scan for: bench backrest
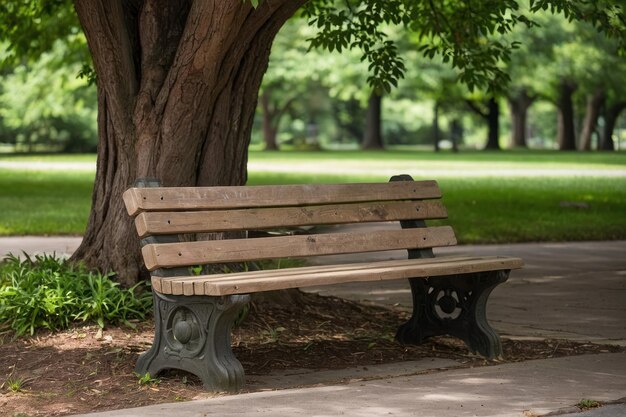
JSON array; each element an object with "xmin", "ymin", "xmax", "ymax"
[{"xmin": 123, "ymin": 178, "xmax": 456, "ymax": 273}]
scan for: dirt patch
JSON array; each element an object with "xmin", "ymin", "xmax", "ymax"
[{"xmin": 1, "ymin": 292, "xmax": 622, "ymax": 416}]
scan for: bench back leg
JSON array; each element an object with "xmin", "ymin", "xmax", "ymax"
[
  {"xmin": 395, "ymin": 270, "xmax": 510, "ymax": 359},
  {"xmin": 136, "ymin": 292, "xmax": 250, "ymax": 391}
]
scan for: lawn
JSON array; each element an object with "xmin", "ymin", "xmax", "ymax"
[{"xmin": 1, "ymin": 149, "xmax": 625, "ymax": 243}]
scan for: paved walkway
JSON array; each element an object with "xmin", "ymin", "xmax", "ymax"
[{"xmin": 1, "ymin": 237, "xmax": 625, "ymax": 416}]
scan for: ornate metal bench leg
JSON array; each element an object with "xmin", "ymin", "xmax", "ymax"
[
  {"xmin": 396, "ymin": 270, "xmax": 509, "ymax": 359},
  {"xmin": 136, "ymin": 292, "xmax": 250, "ymax": 391}
]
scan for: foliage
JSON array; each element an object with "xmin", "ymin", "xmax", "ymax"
[
  {"xmin": 0, "ymin": 38, "xmax": 97, "ymax": 152},
  {"xmin": 0, "ymin": 0, "xmax": 86, "ymax": 68},
  {"xmin": 302, "ymin": 0, "xmax": 525, "ymax": 92},
  {"xmin": 0, "ymin": 254, "xmax": 152, "ymax": 336},
  {"xmin": 302, "ymin": 0, "xmax": 625, "ymax": 93},
  {"xmin": 577, "ymin": 399, "xmax": 601, "ymax": 409},
  {"xmin": 3, "ymin": 1, "xmax": 623, "ymax": 98},
  {"xmin": 135, "ymin": 372, "xmax": 160, "ymax": 386},
  {"xmin": 4, "ymin": 377, "xmax": 25, "ymax": 393}
]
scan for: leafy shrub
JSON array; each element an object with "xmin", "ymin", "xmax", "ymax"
[{"xmin": 0, "ymin": 254, "xmax": 152, "ymax": 336}]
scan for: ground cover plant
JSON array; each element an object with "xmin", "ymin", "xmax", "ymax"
[{"xmin": 0, "ymin": 254, "xmax": 152, "ymax": 336}]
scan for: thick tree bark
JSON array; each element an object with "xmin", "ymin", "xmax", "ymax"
[
  {"xmin": 508, "ymin": 90, "xmax": 534, "ymax": 148},
  {"xmin": 71, "ymin": 0, "xmax": 305, "ymax": 286},
  {"xmin": 601, "ymin": 101, "xmax": 626, "ymax": 151},
  {"xmin": 556, "ymin": 80, "xmax": 577, "ymax": 151},
  {"xmin": 362, "ymin": 91, "xmax": 384, "ymax": 150},
  {"xmin": 579, "ymin": 89, "xmax": 605, "ymax": 151}
]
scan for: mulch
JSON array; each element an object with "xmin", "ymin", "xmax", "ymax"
[{"xmin": 0, "ymin": 291, "xmax": 622, "ymax": 416}]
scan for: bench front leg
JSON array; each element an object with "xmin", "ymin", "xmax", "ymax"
[
  {"xmin": 136, "ymin": 292, "xmax": 250, "ymax": 392},
  {"xmin": 396, "ymin": 270, "xmax": 509, "ymax": 359}
]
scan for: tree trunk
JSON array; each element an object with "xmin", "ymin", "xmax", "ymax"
[
  {"xmin": 484, "ymin": 98, "xmax": 500, "ymax": 150},
  {"xmin": 600, "ymin": 101, "xmax": 626, "ymax": 151},
  {"xmin": 362, "ymin": 91, "xmax": 384, "ymax": 150},
  {"xmin": 556, "ymin": 80, "xmax": 577, "ymax": 151},
  {"xmin": 508, "ymin": 90, "xmax": 534, "ymax": 148},
  {"xmin": 579, "ymin": 89, "xmax": 605, "ymax": 151},
  {"xmin": 433, "ymin": 101, "xmax": 440, "ymax": 152},
  {"xmin": 261, "ymin": 91, "xmax": 279, "ymax": 151},
  {"xmin": 466, "ymin": 97, "xmax": 500, "ymax": 150},
  {"xmin": 71, "ymin": 0, "xmax": 305, "ymax": 286}
]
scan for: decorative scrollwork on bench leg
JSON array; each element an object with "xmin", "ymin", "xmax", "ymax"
[
  {"xmin": 136, "ymin": 292, "xmax": 250, "ymax": 392},
  {"xmin": 396, "ymin": 270, "xmax": 510, "ymax": 359}
]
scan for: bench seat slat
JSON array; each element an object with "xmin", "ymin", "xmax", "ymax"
[
  {"xmin": 134, "ymin": 200, "xmax": 448, "ymax": 237},
  {"xmin": 141, "ymin": 226, "xmax": 457, "ymax": 270},
  {"xmin": 123, "ymin": 180, "xmax": 441, "ymax": 215},
  {"xmin": 152, "ymin": 256, "xmax": 523, "ymax": 296}
]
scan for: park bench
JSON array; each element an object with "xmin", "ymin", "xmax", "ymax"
[{"xmin": 123, "ymin": 175, "xmax": 523, "ymax": 391}]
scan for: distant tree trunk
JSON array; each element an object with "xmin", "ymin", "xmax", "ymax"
[
  {"xmin": 485, "ymin": 98, "xmax": 500, "ymax": 150},
  {"xmin": 331, "ymin": 98, "xmax": 364, "ymax": 143},
  {"xmin": 433, "ymin": 101, "xmax": 440, "ymax": 152},
  {"xmin": 508, "ymin": 90, "xmax": 535, "ymax": 148},
  {"xmin": 579, "ymin": 89, "xmax": 605, "ymax": 151},
  {"xmin": 449, "ymin": 118, "xmax": 462, "ymax": 152},
  {"xmin": 362, "ymin": 91, "xmax": 384, "ymax": 150},
  {"xmin": 556, "ymin": 80, "xmax": 577, "ymax": 151},
  {"xmin": 260, "ymin": 91, "xmax": 279, "ymax": 151},
  {"xmin": 466, "ymin": 97, "xmax": 500, "ymax": 150},
  {"xmin": 600, "ymin": 101, "xmax": 626, "ymax": 151}
]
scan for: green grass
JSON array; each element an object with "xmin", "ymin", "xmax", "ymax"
[
  {"xmin": 249, "ymin": 148, "xmax": 626, "ymax": 168},
  {"xmin": 0, "ymin": 153, "xmax": 97, "ymax": 162},
  {"xmin": 0, "ymin": 169, "xmax": 94, "ymax": 235},
  {"xmin": 1, "ymin": 150, "xmax": 625, "ymax": 243}
]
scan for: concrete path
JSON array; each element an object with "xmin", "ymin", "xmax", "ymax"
[
  {"xmin": 306, "ymin": 238, "xmax": 626, "ymax": 346},
  {"xmin": 0, "ymin": 236, "xmax": 81, "ymax": 260},
  {"xmin": 75, "ymin": 353, "xmax": 626, "ymax": 417},
  {"xmin": 1, "ymin": 236, "xmax": 625, "ymax": 416}
]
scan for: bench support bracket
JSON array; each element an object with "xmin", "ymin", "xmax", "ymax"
[
  {"xmin": 396, "ymin": 270, "xmax": 509, "ymax": 359},
  {"xmin": 136, "ymin": 292, "xmax": 250, "ymax": 391}
]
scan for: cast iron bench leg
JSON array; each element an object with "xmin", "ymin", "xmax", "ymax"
[
  {"xmin": 136, "ymin": 292, "xmax": 250, "ymax": 391},
  {"xmin": 396, "ymin": 270, "xmax": 509, "ymax": 359}
]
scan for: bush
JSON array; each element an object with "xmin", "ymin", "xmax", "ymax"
[{"xmin": 0, "ymin": 254, "xmax": 152, "ymax": 336}]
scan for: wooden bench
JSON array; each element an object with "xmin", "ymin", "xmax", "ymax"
[{"xmin": 123, "ymin": 175, "xmax": 522, "ymax": 392}]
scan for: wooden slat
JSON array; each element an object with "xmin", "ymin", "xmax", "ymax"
[
  {"xmin": 134, "ymin": 200, "xmax": 448, "ymax": 237},
  {"xmin": 123, "ymin": 180, "xmax": 441, "ymax": 216},
  {"xmin": 168, "ymin": 255, "xmax": 493, "ymax": 283},
  {"xmin": 151, "ymin": 256, "xmax": 524, "ymax": 296},
  {"xmin": 141, "ymin": 226, "xmax": 457, "ymax": 271}
]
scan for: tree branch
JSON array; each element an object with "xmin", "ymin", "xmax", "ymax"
[{"xmin": 465, "ymin": 99, "xmax": 488, "ymax": 119}]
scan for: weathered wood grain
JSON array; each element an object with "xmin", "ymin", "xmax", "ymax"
[
  {"xmin": 151, "ymin": 256, "xmax": 523, "ymax": 296},
  {"xmin": 134, "ymin": 200, "xmax": 448, "ymax": 237},
  {"xmin": 141, "ymin": 226, "xmax": 457, "ymax": 270},
  {"xmin": 123, "ymin": 180, "xmax": 441, "ymax": 215}
]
